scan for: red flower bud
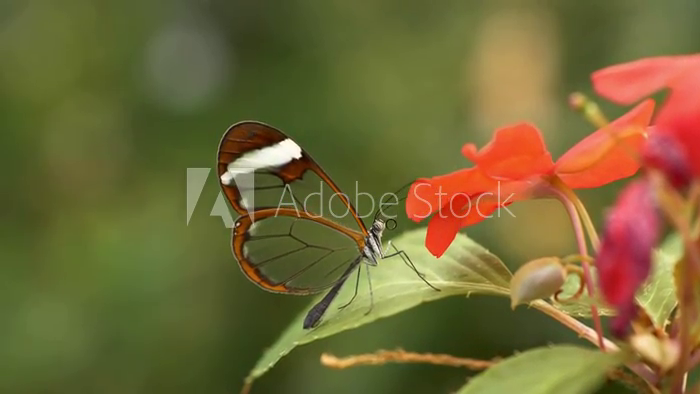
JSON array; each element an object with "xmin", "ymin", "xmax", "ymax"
[
  {"xmin": 596, "ymin": 179, "xmax": 660, "ymax": 337},
  {"xmin": 642, "ymin": 130, "xmax": 693, "ymax": 189}
]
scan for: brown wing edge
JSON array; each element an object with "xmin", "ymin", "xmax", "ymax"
[
  {"xmin": 216, "ymin": 120, "xmax": 369, "ymax": 235},
  {"xmin": 216, "ymin": 121, "xmax": 287, "ymax": 215},
  {"xmin": 232, "ymin": 208, "xmax": 366, "ymax": 294}
]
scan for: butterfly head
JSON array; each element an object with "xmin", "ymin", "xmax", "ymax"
[{"xmin": 371, "ymin": 218, "xmax": 386, "ymax": 236}]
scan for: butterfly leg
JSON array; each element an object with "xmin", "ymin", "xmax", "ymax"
[
  {"xmin": 384, "ymin": 241, "xmax": 422, "ymax": 276},
  {"xmin": 364, "ymin": 262, "xmax": 374, "ymax": 316},
  {"xmin": 382, "ymin": 240, "xmax": 394, "ymax": 256},
  {"xmin": 337, "ymin": 263, "xmax": 362, "ymax": 310},
  {"xmin": 384, "ymin": 242, "xmax": 441, "ymax": 291}
]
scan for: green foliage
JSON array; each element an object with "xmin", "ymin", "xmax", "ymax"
[
  {"xmin": 554, "ymin": 269, "xmax": 616, "ymax": 317},
  {"xmin": 637, "ymin": 233, "xmax": 682, "ymax": 328},
  {"xmin": 554, "ymin": 233, "xmax": 681, "ymax": 328},
  {"xmin": 246, "ymin": 228, "xmax": 639, "ymax": 389},
  {"xmin": 246, "ymin": 228, "xmax": 511, "ymax": 384},
  {"xmin": 5, "ymin": 2, "xmax": 696, "ymax": 392},
  {"xmin": 455, "ymin": 346, "xmax": 623, "ymax": 394}
]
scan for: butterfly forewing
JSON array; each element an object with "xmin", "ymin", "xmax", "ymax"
[
  {"xmin": 217, "ymin": 121, "xmax": 368, "ymax": 234},
  {"xmin": 217, "ymin": 121, "xmax": 369, "ymax": 294}
]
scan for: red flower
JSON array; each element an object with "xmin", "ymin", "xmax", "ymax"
[
  {"xmin": 406, "ymin": 100, "xmax": 655, "ymax": 257},
  {"xmin": 596, "ymin": 178, "xmax": 659, "ymax": 337},
  {"xmin": 593, "ymin": 54, "xmax": 700, "ymax": 182}
]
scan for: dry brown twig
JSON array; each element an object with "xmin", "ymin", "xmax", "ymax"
[
  {"xmin": 321, "ymin": 349, "xmax": 498, "ymax": 370},
  {"xmin": 321, "ymin": 348, "xmax": 654, "ymax": 394}
]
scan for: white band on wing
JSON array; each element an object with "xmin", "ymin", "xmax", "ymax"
[{"xmin": 220, "ymin": 138, "xmax": 303, "ymax": 185}]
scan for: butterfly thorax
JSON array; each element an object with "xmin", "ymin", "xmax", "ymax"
[{"xmin": 362, "ymin": 219, "xmax": 386, "ymax": 266}]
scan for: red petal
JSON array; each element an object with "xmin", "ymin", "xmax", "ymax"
[
  {"xmin": 425, "ymin": 195, "xmax": 469, "ymax": 257},
  {"xmin": 424, "ymin": 178, "xmax": 538, "ymax": 257},
  {"xmin": 555, "ymin": 99, "xmax": 654, "ymax": 189},
  {"xmin": 405, "ymin": 168, "xmax": 498, "ymax": 222},
  {"xmin": 592, "ymin": 55, "xmax": 700, "ymax": 104},
  {"xmin": 610, "ymin": 304, "xmax": 638, "ymax": 339},
  {"xmin": 643, "ymin": 130, "xmax": 694, "ymax": 189},
  {"xmin": 459, "ymin": 199, "xmax": 501, "ymax": 227},
  {"xmin": 461, "ymin": 123, "xmax": 554, "ymax": 180},
  {"xmin": 655, "ymin": 69, "xmax": 700, "ymax": 177}
]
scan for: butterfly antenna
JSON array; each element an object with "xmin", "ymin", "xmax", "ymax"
[{"xmin": 374, "ymin": 180, "xmax": 415, "ymax": 222}]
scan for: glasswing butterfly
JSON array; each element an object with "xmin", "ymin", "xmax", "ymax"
[{"xmin": 217, "ymin": 121, "xmax": 438, "ymax": 329}]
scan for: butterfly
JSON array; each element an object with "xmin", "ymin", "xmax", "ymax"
[{"xmin": 216, "ymin": 121, "xmax": 439, "ymax": 329}]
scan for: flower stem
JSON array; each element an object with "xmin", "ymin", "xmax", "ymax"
[
  {"xmin": 571, "ymin": 196, "xmax": 601, "ymax": 251},
  {"xmin": 531, "ymin": 300, "xmax": 658, "ymax": 386},
  {"xmin": 546, "ymin": 180, "xmax": 606, "ymax": 351},
  {"xmin": 653, "ymin": 174, "xmax": 700, "ymax": 394},
  {"xmin": 552, "ymin": 177, "xmax": 601, "ymax": 250},
  {"xmin": 531, "ymin": 300, "xmax": 611, "ymax": 348},
  {"xmin": 688, "ymin": 349, "xmax": 700, "ymax": 371}
]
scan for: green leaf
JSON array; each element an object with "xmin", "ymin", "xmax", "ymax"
[
  {"xmin": 244, "ymin": 228, "xmax": 512, "ymax": 385},
  {"xmin": 455, "ymin": 346, "xmax": 623, "ymax": 394},
  {"xmin": 637, "ymin": 233, "xmax": 681, "ymax": 328},
  {"xmin": 554, "ymin": 233, "xmax": 681, "ymax": 325}
]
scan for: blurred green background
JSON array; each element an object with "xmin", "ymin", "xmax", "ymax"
[{"xmin": 2, "ymin": 0, "xmax": 698, "ymax": 393}]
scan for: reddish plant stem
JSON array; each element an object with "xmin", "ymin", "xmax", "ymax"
[
  {"xmin": 531, "ymin": 300, "xmax": 614, "ymax": 350},
  {"xmin": 531, "ymin": 300, "xmax": 657, "ymax": 385},
  {"xmin": 670, "ymin": 238, "xmax": 699, "ymax": 394},
  {"xmin": 654, "ymin": 176, "xmax": 700, "ymax": 394},
  {"xmin": 687, "ymin": 349, "xmax": 700, "ymax": 371},
  {"xmin": 547, "ymin": 182, "xmax": 606, "ymax": 351}
]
